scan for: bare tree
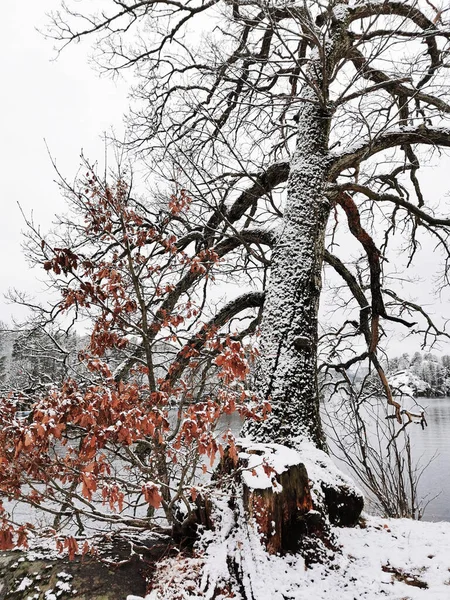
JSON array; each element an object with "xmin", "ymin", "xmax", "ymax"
[
  {"xmin": 45, "ymin": 1, "xmax": 450, "ymax": 457},
  {"xmin": 0, "ymin": 166, "xmax": 266, "ymax": 549}
]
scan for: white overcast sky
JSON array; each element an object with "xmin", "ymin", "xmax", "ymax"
[
  {"xmin": 1, "ymin": 1, "xmax": 450, "ymax": 354},
  {"xmin": 1, "ymin": 1, "xmax": 129, "ymax": 324}
]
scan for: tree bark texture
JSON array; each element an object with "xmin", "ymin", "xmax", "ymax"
[
  {"xmin": 245, "ymin": 10, "xmax": 351, "ymax": 451},
  {"xmin": 241, "ymin": 455, "xmax": 314, "ymax": 555},
  {"xmin": 251, "ymin": 99, "xmax": 330, "ymax": 449}
]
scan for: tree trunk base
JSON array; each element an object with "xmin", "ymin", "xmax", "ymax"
[
  {"xmin": 217, "ymin": 440, "xmax": 363, "ymax": 557},
  {"xmin": 141, "ymin": 441, "xmax": 364, "ymax": 599}
]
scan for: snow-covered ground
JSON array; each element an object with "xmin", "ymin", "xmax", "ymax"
[
  {"xmin": 124, "ymin": 440, "xmax": 450, "ymax": 599},
  {"xmin": 132, "ymin": 516, "xmax": 450, "ymax": 600},
  {"xmin": 312, "ymin": 517, "xmax": 450, "ymax": 599}
]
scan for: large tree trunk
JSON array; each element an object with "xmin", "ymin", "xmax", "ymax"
[
  {"xmin": 244, "ymin": 9, "xmax": 351, "ymax": 451},
  {"xmin": 244, "ymin": 87, "xmax": 331, "ymax": 451}
]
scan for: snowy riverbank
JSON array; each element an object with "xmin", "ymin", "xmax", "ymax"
[
  {"xmin": 311, "ymin": 516, "xmax": 450, "ymax": 599},
  {"xmin": 141, "ymin": 516, "xmax": 450, "ymax": 599},
  {"xmin": 2, "ymin": 515, "xmax": 449, "ymax": 599}
]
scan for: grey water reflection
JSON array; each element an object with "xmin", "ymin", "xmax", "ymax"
[
  {"xmin": 408, "ymin": 397, "xmax": 450, "ymax": 522},
  {"xmin": 326, "ymin": 396, "xmax": 450, "ymax": 522}
]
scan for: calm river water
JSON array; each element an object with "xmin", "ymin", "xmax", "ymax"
[
  {"xmin": 326, "ymin": 396, "xmax": 450, "ymax": 522},
  {"xmin": 406, "ymin": 396, "xmax": 450, "ymax": 522}
]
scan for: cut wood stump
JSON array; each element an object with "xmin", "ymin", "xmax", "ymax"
[
  {"xmin": 217, "ymin": 441, "xmax": 363, "ymax": 556},
  {"xmin": 241, "ymin": 452, "xmax": 314, "ymax": 553}
]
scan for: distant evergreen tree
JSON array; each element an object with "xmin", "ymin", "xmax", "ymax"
[
  {"xmin": 9, "ymin": 328, "xmax": 83, "ymax": 394},
  {"xmin": 0, "ymin": 323, "xmax": 10, "ymax": 388},
  {"xmin": 441, "ymin": 355, "xmax": 450, "ymax": 376},
  {"xmin": 0, "ymin": 355, "xmax": 6, "ymax": 385},
  {"xmin": 388, "ymin": 356, "xmax": 400, "ymax": 372},
  {"xmin": 411, "ymin": 352, "xmax": 422, "ymax": 367},
  {"xmin": 397, "ymin": 353, "xmax": 410, "ymax": 371}
]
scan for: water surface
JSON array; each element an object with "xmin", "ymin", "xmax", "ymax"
[
  {"xmin": 325, "ymin": 396, "xmax": 450, "ymax": 522},
  {"xmin": 408, "ymin": 396, "xmax": 450, "ymax": 522}
]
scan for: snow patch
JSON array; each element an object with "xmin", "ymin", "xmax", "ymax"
[
  {"xmin": 238, "ymin": 440, "xmax": 303, "ymax": 491},
  {"xmin": 293, "ymin": 437, "xmax": 363, "ymax": 498},
  {"xmin": 15, "ymin": 576, "xmax": 33, "ymax": 592},
  {"xmin": 332, "ymin": 3, "xmax": 350, "ymax": 20},
  {"xmin": 148, "ymin": 510, "xmax": 450, "ymax": 600}
]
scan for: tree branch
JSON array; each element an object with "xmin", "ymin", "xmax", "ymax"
[{"xmin": 330, "ymin": 126, "xmax": 450, "ymax": 177}]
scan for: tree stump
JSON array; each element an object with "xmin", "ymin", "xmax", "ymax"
[
  {"xmin": 218, "ymin": 441, "xmax": 363, "ymax": 556},
  {"xmin": 224, "ymin": 443, "xmax": 315, "ymax": 555},
  {"xmin": 322, "ymin": 482, "xmax": 364, "ymax": 527}
]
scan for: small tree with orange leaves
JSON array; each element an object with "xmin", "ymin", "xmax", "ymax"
[{"xmin": 0, "ymin": 165, "xmax": 268, "ymax": 554}]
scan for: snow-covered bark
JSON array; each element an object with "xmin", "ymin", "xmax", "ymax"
[
  {"xmin": 246, "ymin": 95, "xmax": 331, "ymax": 449},
  {"xmin": 48, "ymin": 0, "xmax": 450, "ymax": 454},
  {"xmin": 245, "ymin": 9, "xmax": 350, "ymax": 451}
]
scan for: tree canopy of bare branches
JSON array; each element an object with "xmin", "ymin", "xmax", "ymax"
[{"xmin": 42, "ymin": 0, "xmax": 450, "ymax": 447}]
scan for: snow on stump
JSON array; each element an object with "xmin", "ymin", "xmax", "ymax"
[
  {"xmin": 219, "ymin": 440, "xmax": 363, "ymax": 556},
  {"xmin": 295, "ymin": 438, "xmax": 364, "ymax": 528},
  {"xmin": 233, "ymin": 443, "xmax": 315, "ymax": 554}
]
